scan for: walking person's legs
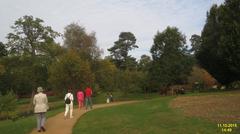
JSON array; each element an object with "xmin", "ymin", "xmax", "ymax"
[
  {"xmin": 89, "ymin": 97, "xmax": 93, "ymax": 109},
  {"xmin": 78, "ymin": 100, "xmax": 81, "ymax": 109},
  {"xmin": 36, "ymin": 113, "xmax": 41, "ymax": 132},
  {"xmin": 70, "ymin": 103, "xmax": 73, "ymax": 118},
  {"xmin": 40, "ymin": 113, "xmax": 46, "ymax": 131},
  {"xmin": 85, "ymin": 98, "xmax": 88, "ymax": 110},
  {"xmin": 81, "ymin": 100, "xmax": 84, "ymax": 108},
  {"xmin": 64, "ymin": 104, "xmax": 69, "ymax": 118},
  {"xmin": 85, "ymin": 97, "xmax": 89, "ymax": 110}
]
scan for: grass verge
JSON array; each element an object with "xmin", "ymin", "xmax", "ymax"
[
  {"xmin": 0, "ymin": 107, "xmax": 64, "ymax": 134},
  {"xmin": 73, "ymin": 97, "xmax": 229, "ymax": 134}
]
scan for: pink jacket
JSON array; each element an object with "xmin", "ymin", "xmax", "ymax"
[{"xmin": 77, "ymin": 91, "xmax": 84, "ymax": 101}]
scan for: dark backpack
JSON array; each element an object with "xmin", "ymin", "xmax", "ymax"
[{"xmin": 65, "ymin": 95, "xmax": 71, "ymax": 104}]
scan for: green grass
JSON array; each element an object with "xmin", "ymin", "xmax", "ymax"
[
  {"xmin": 73, "ymin": 97, "xmax": 230, "ymax": 134},
  {"xmin": 0, "ymin": 107, "xmax": 64, "ymax": 134},
  {"xmin": 183, "ymin": 90, "xmax": 240, "ymax": 97}
]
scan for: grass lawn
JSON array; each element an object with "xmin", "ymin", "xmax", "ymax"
[
  {"xmin": 0, "ymin": 92, "xmax": 159, "ymax": 134},
  {"xmin": 73, "ymin": 96, "xmax": 239, "ymax": 134},
  {"xmin": 171, "ymin": 90, "xmax": 240, "ymax": 123},
  {"xmin": 0, "ymin": 107, "xmax": 64, "ymax": 134}
]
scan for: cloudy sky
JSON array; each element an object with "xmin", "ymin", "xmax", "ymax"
[{"xmin": 0, "ymin": 0, "xmax": 224, "ymax": 59}]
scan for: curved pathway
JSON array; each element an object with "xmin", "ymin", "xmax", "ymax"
[{"xmin": 30, "ymin": 101, "xmax": 138, "ymax": 134}]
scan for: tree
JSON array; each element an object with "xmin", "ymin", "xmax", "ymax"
[
  {"xmin": 197, "ymin": 0, "xmax": 240, "ymax": 84},
  {"xmin": 149, "ymin": 26, "xmax": 194, "ymax": 90},
  {"xmin": 0, "ymin": 64, "xmax": 5, "ymax": 75},
  {"xmin": 108, "ymin": 32, "xmax": 138, "ymax": 70},
  {"xmin": 6, "ymin": 15, "xmax": 60, "ymax": 56},
  {"xmin": 94, "ymin": 59, "xmax": 117, "ymax": 91},
  {"xmin": 42, "ymin": 42, "xmax": 66, "ymax": 62},
  {"xmin": 190, "ymin": 34, "xmax": 202, "ymax": 53},
  {"xmin": 0, "ymin": 42, "xmax": 8, "ymax": 57},
  {"xmin": 114, "ymin": 70, "xmax": 146, "ymax": 94},
  {"xmin": 0, "ymin": 55, "xmax": 50, "ymax": 95},
  {"xmin": 48, "ymin": 50, "xmax": 94, "ymax": 95},
  {"xmin": 138, "ymin": 54, "xmax": 151, "ymax": 71},
  {"xmin": 63, "ymin": 23, "xmax": 101, "ymax": 60}
]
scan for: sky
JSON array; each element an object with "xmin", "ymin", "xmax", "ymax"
[{"xmin": 0, "ymin": 0, "xmax": 224, "ymax": 59}]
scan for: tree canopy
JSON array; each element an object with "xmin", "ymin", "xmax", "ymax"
[
  {"xmin": 1, "ymin": 5, "xmax": 239, "ymax": 97},
  {"xmin": 48, "ymin": 50, "xmax": 94, "ymax": 94},
  {"xmin": 108, "ymin": 32, "xmax": 138, "ymax": 70},
  {"xmin": 196, "ymin": 0, "xmax": 240, "ymax": 84},
  {"xmin": 149, "ymin": 27, "xmax": 194, "ymax": 90},
  {"xmin": 0, "ymin": 42, "xmax": 8, "ymax": 57},
  {"xmin": 63, "ymin": 23, "xmax": 101, "ymax": 60},
  {"xmin": 6, "ymin": 15, "xmax": 60, "ymax": 56}
]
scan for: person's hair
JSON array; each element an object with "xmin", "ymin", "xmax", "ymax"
[
  {"xmin": 37, "ymin": 87, "xmax": 44, "ymax": 93},
  {"xmin": 68, "ymin": 89, "xmax": 72, "ymax": 93}
]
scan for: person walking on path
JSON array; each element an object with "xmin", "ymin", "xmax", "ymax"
[
  {"xmin": 106, "ymin": 93, "xmax": 110, "ymax": 103},
  {"xmin": 109, "ymin": 92, "xmax": 113, "ymax": 102},
  {"xmin": 64, "ymin": 89, "xmax": 74, "ymax": 119},
  {"xmin": 33, "ymin": 86, "xmax": 49, "ymax": 132},
  {"xmin": 77, "ymin": 89, "xmax": 84, "ymax": 109},
  {"xmin": 85, "ymin": 87, "xmax": 93, "ymax": 110}
]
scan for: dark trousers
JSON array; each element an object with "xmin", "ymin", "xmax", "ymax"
[{"xmin": 85, "ymin": 97, "xmax": 92, "ymax": 110}]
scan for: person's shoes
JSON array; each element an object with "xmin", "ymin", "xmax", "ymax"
[
  {"xmin": 41, "ymin": 126, "xmax": 46, "ymax": 132},
  {"xmin": 37, "ymin": 130, "xmax": 41, "ymax": 132}
]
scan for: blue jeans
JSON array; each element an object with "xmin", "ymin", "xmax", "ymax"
[{"xmin": 85, "ymin": 97, "xmax": 92, "ymax": 110}]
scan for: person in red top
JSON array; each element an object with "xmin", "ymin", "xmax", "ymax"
[{"xmin": 85, "ymin": 87, "xmax": 93, "ymax": 110}]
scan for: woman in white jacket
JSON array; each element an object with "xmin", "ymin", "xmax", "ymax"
[
  {"xmin": 33, "ymin": 87, "xmax": 48, "ymax": 132},
  {"xmin": 64, "ymin": 89, "xmax": 74, "ymax": 119}
]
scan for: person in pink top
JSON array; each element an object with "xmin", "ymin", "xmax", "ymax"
[{"xmin": 77, "ymin": 90, "xmax": 84, "ymax": 109}]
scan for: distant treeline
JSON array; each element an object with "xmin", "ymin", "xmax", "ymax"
[{"xmin": 0, "ymin": 0, "xmax": 239, "ymax": 96}]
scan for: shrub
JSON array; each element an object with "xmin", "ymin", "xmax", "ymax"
[
  {"xmin": 228, "ymin": 81, "xmax": 240, "ymax": 90},
  {"xmin": 0, "ymin": 91, "xmax": 18, "ymax": 120},
  {"xmin": 192, "ymin": 81, "xmax": 204, "ymax": 92}
]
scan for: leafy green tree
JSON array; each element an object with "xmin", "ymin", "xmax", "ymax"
[
  {"xmin": 0, "ymin": 43, "xmax": 63, "ymax": 95},
  {"xmin": 150, "ymin": 27, "xmax": 193, "ymax": 90},
  {"xmin": 0, "ymin": 42, "xmax": 8, "ymax": 57},
  {"xmin": 108, "ymin": 32, "xmax": 138, "ymax": 70},
  {"xmin": 94, "ymin": 59, "xmax": 117, "ymax": 91},
  {"xmin": 0, "ymin": 64, "xmax": 5, "ymax": 75},
  {"xmin": 41, "ymin": 42, "xmax": 66, "ymax": 62},
  {"xmin": 138, "ymin": 54, "xmax": 151, "ymax": 71},
  {"xmin": 114, "ymin": 70, "xmax": 146, "ymax": 94},
  {"xmin": 0, "ymin": 16, "xmax": 64, "ymax": 95},
  {"xmin": 124, "ymin": 56, "xmax": 138, "ymax": 70},
  {"xmin": 6, "ymin": 15, "xmax": 60, "ymax": 56},
  {"xmin": 0, "ymin": 42, "xmax": 7, "ymax": 75},
  {"xmin": 190, "ymin": 34, "xmax": 202, "ymax": 53},
  {"xmin": 0, "ymin": 55, "xmax": 49, "ymax": 95},
  {"xmin": 48, "ymin": 50, "xmax": 94, "ymax": 95},
  {"xmin": 63, "ymin": 23, "xmax": 101, "ymax": 60},
  {"xmin": 197, "ymin": 0, "xmax": 240, "ymax": 84}
]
